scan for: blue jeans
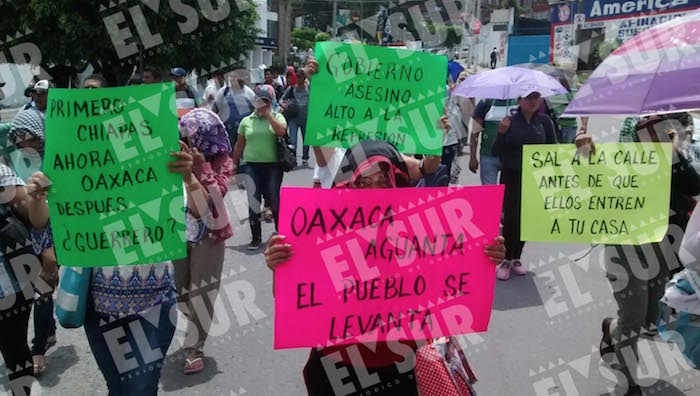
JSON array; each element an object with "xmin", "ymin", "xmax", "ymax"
[
  {"xmin": 288, "ymin": 118, "xmax": 309, "ymax": 161},
  {"xmin": 84, "ymin": 297, "xmax": 176, "ymax": 396},
  {"xmin": 561, "ymin": 126, "xmax": 577, "ymax": 144},
  {"xmin": 241, "ymin": 163, "xmax": 283, "ymax": 240},
  {"xmin": 31, "ymin": 293, "xmax": 56, "ymax": 356},
  {"xmin": 479, "ymin": 154, "xmax": 501, "ymax": 186}
]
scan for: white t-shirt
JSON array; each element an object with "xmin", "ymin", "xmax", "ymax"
[
  {"xmin": 313, "ymin": 148, "xmax": 347, "ymax": 189},
  {"xmin": 203, "ymin": 81, "xmax": 221, "ymax": 109}
]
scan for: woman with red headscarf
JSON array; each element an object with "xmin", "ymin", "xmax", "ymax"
[{"xmin": 285, "ymin": 66, "xmax": 297, "ymax": 88}]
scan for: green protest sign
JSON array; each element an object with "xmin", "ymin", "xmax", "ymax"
[
  {"xmin": 44, "ymin": 83, "xmax": 186, "ymax": 267},
  {"xmin": 305, "ymin": 42, "xmax": 447, "ymax": 155},
  {"xmin": 521, "ymin": 143, "xmax": 673, "ymax": 245}
]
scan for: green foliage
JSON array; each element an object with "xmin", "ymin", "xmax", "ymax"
[
  {"xmin": 291, "ymin": 27, "xmax": 319, "ymax": 51},
  {"xmin": 315, "ymin": 32, "xmax": 331, "ymax": 42},
  {"xmin": 591, "ymin": 39, "xmax": 622, "ymax": 67},
  {"xmin": 440, "ymin": 25, "xmax": 463, "ymax": 49},
  {"xmin": 0, "ymin": 0, "xmax": 259, "ymax": 84},
  {"xmin": 272, "ymin": 54, "xmax": 285, "ymax": 71}
]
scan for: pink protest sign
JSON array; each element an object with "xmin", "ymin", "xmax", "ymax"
[{"xmin": 274, "ymin": 185, "xmax": 504, "ymax": 349}]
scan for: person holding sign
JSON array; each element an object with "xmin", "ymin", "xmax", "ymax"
[
  {"xmin": 27, "ymin": 75, "xmax": 209, "ymax": 395},
  {"xmin": 599, "ymin": 114, "xmax": 700, "ymax": 396},
  {"xmin": 174, "ymin": 108, "xmax": 234, "ymax": 375},
  {"xmin": 26, "ymin": 138, "xmax": 205, "ymax": 394},
  {"xmin": 8, "ymin": 107, "xmax": 59, "ymax": 376},
  {"xmin": 492, "ymin": 89, "xmax": 557, "ymax": 281},
  {"xmin": 0, "ymin": 163, "xmax": 55, "ymax": 396},
  {"xmin": 265, "ymin": 140, "xmax": 506, "ymax": 396}
]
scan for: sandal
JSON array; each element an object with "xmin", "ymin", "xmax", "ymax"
[
  {"xmin": 33, "ymin": 355, "xmax": 47, "ymax": 376},
  {"xmin": 184, "ymin": 356, "xmax": 204, "ymax": 375}
]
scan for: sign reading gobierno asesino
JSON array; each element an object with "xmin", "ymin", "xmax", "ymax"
[
  {"xmin": 274, "ymin": 186, "xmax": 504, "ymax": 349},
  {"xmin": 305, "ymin": 42, "xmax": 448, "ymax": 155},
  {"xmin": 44, "ymin": 83, "xmax": 187, "ymax": 267},
  {"xmin": 521, "ymin": 143, "xmax": 673, "ymax": 245}
]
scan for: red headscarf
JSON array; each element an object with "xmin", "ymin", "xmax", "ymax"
[{"xmin": 285, "ymin": 66, "xmax": 297, "ymax": 87}]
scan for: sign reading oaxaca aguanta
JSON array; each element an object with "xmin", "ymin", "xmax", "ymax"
[{"xmin": 274, "ymin": 186, "xmax": 504, "ymax": 349}]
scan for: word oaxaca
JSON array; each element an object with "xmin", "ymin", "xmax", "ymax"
[
  {"xmin": 521, "ymin": 143, "xmax": 672, "ymax": 245},
  {"xmin": 44, "ymin": 83, "xmax": 186, "ymax": 266},
  {"xmin": 305, "ymin": 42, "xmax": 447, "ymax": 155},
  {"xmin": 274, "ymin": 186, "xmax": 504, "ymax": 349}
]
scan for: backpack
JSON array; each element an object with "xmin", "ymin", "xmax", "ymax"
[{"xmin": 282, "ymin": 86, "xmax": 299, "ymax": 119}]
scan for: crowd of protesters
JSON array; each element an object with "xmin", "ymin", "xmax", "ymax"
[{"xmin": 0, "ymin": 53, "xmax": 698, "ymax": 396}]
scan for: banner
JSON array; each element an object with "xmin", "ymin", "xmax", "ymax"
[
  {"xmin": 305, "ymin": 42, "xmax": 448, "ymax": 155},
  {"xmin": 274, "ymin": 186, "xmax": 504, "ymax": 349},
  {"xmin": 44, "ymin": 83, "xmax": 186, "ymax": 267},
  {"xmin": 521, "ymin": 143, "xmax": 673, "ymax": 245},
  {"xmin": 582, "ymin": 0, "xmax": 700, "ymax": 20}
]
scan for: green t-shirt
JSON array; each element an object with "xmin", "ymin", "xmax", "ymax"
[
  {"xmin": 548, "ymin": 93, "xmax": 577, "ymax": 129},
  {"xmin": 238, "ymin": 111, "xmax": 287, "ymax": 163}
]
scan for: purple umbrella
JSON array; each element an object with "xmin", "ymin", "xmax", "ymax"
[
  {"xmin": 564, "ymin": 10, "xmax": 700, "ymax": 116},
  {"xmin": 452, "ymin": 66, "xmax": 568, "ymax": 100}
]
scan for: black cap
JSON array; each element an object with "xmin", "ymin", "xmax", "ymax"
[{"xmin": 255, "ymin": 89, "xmax": 272, "ymax": 103}]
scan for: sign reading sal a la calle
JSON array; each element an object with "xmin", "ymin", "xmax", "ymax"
[
  {"xmin": 521, "ymin": 143, "xmax": 673, "ymax": 245},
  {"xmin": 44, "ymin": 83, "xmax": 186, "ymax": 267},
  {"xmin": 305, "ymin": 42, "xmax": 448, "ymax": 155},
  {"xmin": 274, "ymin": 186, "xmax": 504, "ymax": 349}
]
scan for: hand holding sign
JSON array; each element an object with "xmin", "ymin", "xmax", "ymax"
[
  {"xmin": 44, "ymin": 83, "xmax": 186, "ymax": 267},
  {"xmin": 169, "ymin": 141, "xmax": 195, "ymax": 184},
  {"xmin": 27, "ymin": 171, "xmax": 51, "ymax": 200},
  {"xmin": 274, "ymin": 186, "xmax": 505, "ymax": 349}
]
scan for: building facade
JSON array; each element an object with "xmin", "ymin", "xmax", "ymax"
[{"xmin": 550, "ymin": 0, "xmax": 700, "ymax": 68}]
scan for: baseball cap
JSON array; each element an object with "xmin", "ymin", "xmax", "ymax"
[
  {"xmin": 518, "ymin": 87, "xmax": 542, "ymax": 99},
  {"xmin": 32, "ymin": 80, "xmax": 51, "ymax": 93},
  {"xmin": 170, "ymin": 67, "xmax": 187, "ymax": 77},
  {"xmin": 255, "ymin": 88, "xmax": 272, "ymax": 103}
]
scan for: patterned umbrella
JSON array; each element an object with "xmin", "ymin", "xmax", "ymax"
[{"xmin": 564, "ymin": 10, "xmax": 700, "ymax": 116}]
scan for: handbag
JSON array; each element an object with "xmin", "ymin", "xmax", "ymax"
[
  {"xmin": 55, "ymin": 266, "xmax": 91, "ymax": 328},
  {"xmin": 277, "ymin": 134, "xmax": 297, "ymax": 172},
  {"xmin": 415, "ymin": 337, "xmax": 477, "ymax": 396}
]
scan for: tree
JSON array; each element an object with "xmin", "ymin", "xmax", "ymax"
[
  {"xmin": 315, "ymin": 32, "xmax": 331, "ymax": 42},
  {"xmin": 1, "ymin": 0, "xmax": 259, "ymax": 84},
  {"xmin": 291, "ymin": 27, "xmax": 319, "ymax": 51},
  {"xmin": 591, "ymin": 39, "xmax": 622, "ymax": 68},
  {"xmin": 440, "ymin": 25, "xmax": 463, "ymax": 49}
]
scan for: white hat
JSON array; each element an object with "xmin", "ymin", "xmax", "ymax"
[
  {"xmin": 32, "ymin": 80, "xmax": 51, "ymax": 93},
  {"xmin": 518, "ymin": 86, "xmax": 542, "ymax": 99}
]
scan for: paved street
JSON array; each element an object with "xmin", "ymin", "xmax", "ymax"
[{"xmin": 3, "ymin": 116, "xmax": 700, "ymax": 396}]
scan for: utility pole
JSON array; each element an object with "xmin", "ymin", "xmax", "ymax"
[{"xmin": 332, "ymin": 0, "xmax": 338, "ymax": 39}]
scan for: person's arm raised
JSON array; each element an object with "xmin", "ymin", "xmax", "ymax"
[{"xmin": 266, "ymin": 110, "xmax": 288, "ymax": 137}]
